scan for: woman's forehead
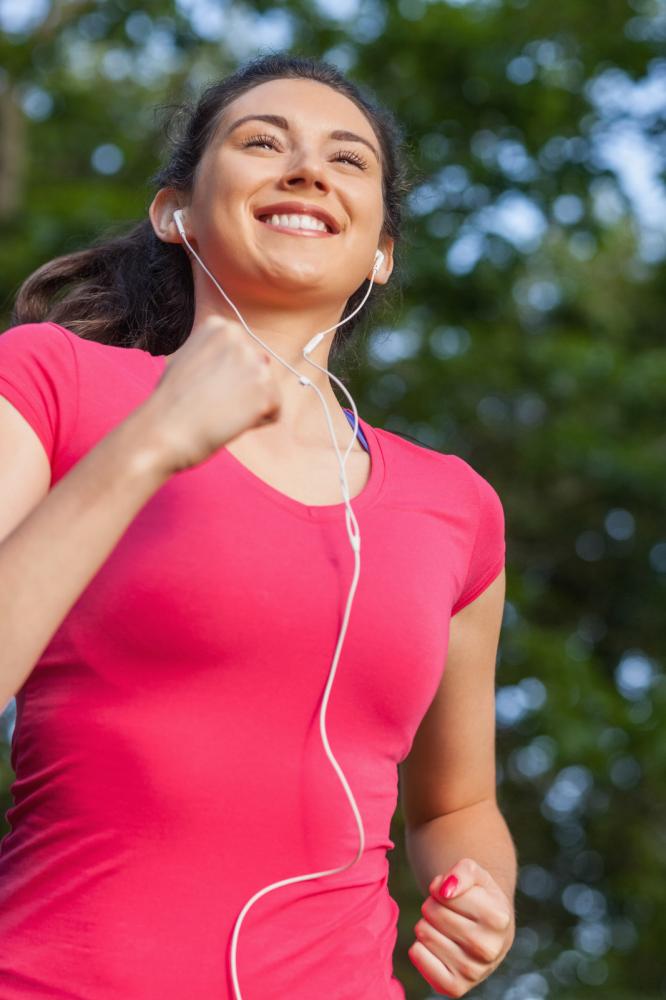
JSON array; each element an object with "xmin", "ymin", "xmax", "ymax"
[{"xmin": 219, "ymin": 77, "xmax": 378, "ymax": 141}]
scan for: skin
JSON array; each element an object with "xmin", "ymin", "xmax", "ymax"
[
  {"xmin": 149, "ymin": 77, "xmax": 395, "ymax": 449},
  {"xmin": 150, "ymin": 76, "xmax": 517, "ymax": 995},
  {"xmin": 401, "ymin": 566, "xmax": 517, "ymax": 995}
]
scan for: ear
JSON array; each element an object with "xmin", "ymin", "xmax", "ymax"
[
  {"xmin": 148, "ymin": 188, "xmax": 192, "ymax": 246},
  {"xmin": 367, "ymin": 235, "xmax": 395, "ymax": 285}
]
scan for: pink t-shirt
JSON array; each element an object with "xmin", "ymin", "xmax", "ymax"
[{"xmin": 0, "ymin": 322, "xmax": 505, "ymax": 999}]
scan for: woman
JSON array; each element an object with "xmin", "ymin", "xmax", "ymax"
[{"xmin": 0, "ymin": 54, "xmax": 516, "ymax": 999}]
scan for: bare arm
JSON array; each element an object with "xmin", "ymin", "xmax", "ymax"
[
  {"xmin": 400, "ymin": 569, "xmax": 517, "ymax": 906},
  {"xmin": 0, "ymin": 397, "xmax": 170, "ymax": 709},
  {"xmin": 403, "ymin": 799, "xmax": 517, "ymax": 907}
]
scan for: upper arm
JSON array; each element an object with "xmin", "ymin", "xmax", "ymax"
[
  {"xmin": 399, "ymin": 565, "xmax": 506, "ymax": 829},
  {"xmin": 0, "ymin": 321, "xmax": 79, "ymax": 541},
  {"xmin": 0, "ymin": 394, "xmax": 51, "ymax": 543}
]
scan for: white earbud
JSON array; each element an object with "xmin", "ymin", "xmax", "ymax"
[
  {"xmin": 373, "ymin": 249, "xmax": 385, "ymax": 273},
  {"xmin": 173, "ymin": 209, "xmax": 187, "ymax": 241}
]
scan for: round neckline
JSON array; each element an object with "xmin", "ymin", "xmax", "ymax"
[{"xmin": 151, "ymin": 353, "xmax": 386, "ymax": 521}]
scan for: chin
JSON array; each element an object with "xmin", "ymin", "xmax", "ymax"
[{"xmin": 260, "ymin": 260, "xmax": 332, "ymax": 291}]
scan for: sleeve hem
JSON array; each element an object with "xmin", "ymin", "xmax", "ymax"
[
  {"xmin": 450, "ymin": 557, "xmax": 505, "ymax": 617},
  {"xmin": 0, "ymin": 376, "xmax": 53, "ymax": 463}
]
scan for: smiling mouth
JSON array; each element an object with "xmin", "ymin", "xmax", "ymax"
[{"xmin": 256, "ymin": 213, "xmax": 335, "ymax": 237}]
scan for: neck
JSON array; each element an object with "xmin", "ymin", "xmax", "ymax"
[{"xmin": 189, "ymin": 290, "xmax": 356, "ymax": 440}]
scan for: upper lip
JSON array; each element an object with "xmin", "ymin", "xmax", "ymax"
[{"xmin": 254, "ymin": 202, "xmax": 341, "ymax": 234}]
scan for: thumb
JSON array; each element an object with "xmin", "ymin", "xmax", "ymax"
[{"xmin": 430, "ymin": 870, "xmax": 461, "ymax": 902}]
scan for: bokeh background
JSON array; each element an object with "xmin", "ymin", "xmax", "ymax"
[{"xmin": 1, "ymin": 1, "xmax": 665, "ymax": 998}]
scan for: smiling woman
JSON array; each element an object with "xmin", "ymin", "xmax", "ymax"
[
  {"xmin": 11, "ymin": 55, "xmax": 409, "ymax": 367},
  {"xmin": 0, "ymin": 52, "xmax": 514, "ymax": 1000}
]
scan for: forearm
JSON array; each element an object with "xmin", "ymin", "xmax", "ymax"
[{"xmin": 404, "ymin": 798, "xmax": 518, "ymax": 910}]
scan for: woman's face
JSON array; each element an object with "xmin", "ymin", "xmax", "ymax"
[{"xmin": 181, "ymin": 77, "xmax": 393, "ymax": 307}]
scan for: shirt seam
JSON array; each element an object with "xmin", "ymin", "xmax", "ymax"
[{"xmin": 451, "ymin": 555, "xmax": 504, "ymax": 616}]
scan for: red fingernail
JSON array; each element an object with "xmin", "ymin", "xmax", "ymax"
[{"xmin": 439, "ymin": 875, "xmax": 458, "ymax": 900}]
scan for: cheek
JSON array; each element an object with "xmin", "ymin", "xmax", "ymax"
[
  {"xmin": 353, "ymin": 187, "xmax": 384, "ymax": 240},
  {"xmin": 196, "ymin": 180, "xmax": 238, "ymax": 220},
  {"xmin": 192, "ymin": 155, "xmax": 261, "ymax": 218}
]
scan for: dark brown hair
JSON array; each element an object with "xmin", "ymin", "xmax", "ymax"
[{"xmin": 11, "ymin": 53, "xmax": 413, "ymax": 367}]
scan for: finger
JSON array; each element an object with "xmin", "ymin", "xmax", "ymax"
[
  {"xmin": 415, "ymin": 915, "xmax": 493, "ymax": 983},
  {"xmin": 420, "ymin": 895, "xmax": 506, "ymax": 965},
  {"xmin": 408, "ymin": 937, "xmax": 478, "ymax": 998},
  {"xmin": 423, "ymin": 885, "xmax": 513, "ymax": 935},
  {"xmin": 430, "ymin": 857, "xmax": 494, "ymax": 906},
  {"xmin": 408, "ymin": 941, "xmax": 455, "ymax": 997}
]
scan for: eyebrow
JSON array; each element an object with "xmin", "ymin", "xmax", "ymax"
[{"xmin": 224, "ymin": 113, "xmax": 381, "ymax": 163}]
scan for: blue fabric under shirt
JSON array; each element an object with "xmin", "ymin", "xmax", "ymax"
[{"xmin": 342, "ymin": 408, "xmax": 370, "ymax": 453}]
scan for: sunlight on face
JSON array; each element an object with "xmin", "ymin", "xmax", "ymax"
[{"xmin": 187, "ymin": 77, "xmax": 388, "ymax": 303}]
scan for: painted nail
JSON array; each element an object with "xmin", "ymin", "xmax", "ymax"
[{"xmin": 439, "ymin": 875, "xmax": 459, "ymax": 900}]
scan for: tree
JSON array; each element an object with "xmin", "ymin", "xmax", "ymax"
[{"xmin": 1, "ymin": 1, "xmax": 665, "ymax": 996}]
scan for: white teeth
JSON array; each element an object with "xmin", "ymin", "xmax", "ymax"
[{"xmin": 264, "ymin": 213, "xmax": 328, "ymax": 232}]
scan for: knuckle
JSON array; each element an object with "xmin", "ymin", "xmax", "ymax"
[
  {"xmin": 252, "ymin": 356, "xmax": 267, "ymax": 378},
  {"xmin": 225, "ymin": 336, "xmax": 243, "ymax": 360},
  {"xmin": 415, "ymin": 919, "xmax": 429, "ymax": 939},
  {"xmin": 231, "ymin": 328, "xmax": 246, "ymax": 348},
  {"xmin": 473, "ymin": 937, "xmax": 500, "ymax": 964},
  {"xmin": 225, "ymin": 320, "xmax": 243, "ymax": 338},
  {"xmin": 457, "ymin": 956, "xmax": 478, "ymax": 981},
  {"xmin": 491, "ymin": 907, "xmax": 512, "ymax": 932},
  {"xmin": 211, "ymin": 320, "xmax": 233, "ymax": 344},
  {"xmin": 239, "ymin": 339, "xmax": 257, "ymax": 360}
]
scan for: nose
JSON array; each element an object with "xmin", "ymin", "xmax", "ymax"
[{"xmin": 279, "ymin": 148, "xmax": 330, "ymax": 193}]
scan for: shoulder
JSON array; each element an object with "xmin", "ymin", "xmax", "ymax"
[
  {"xmin": 0, "ymin": 319, "xmax": 78, "ymax": 350},
  {"xmin": 0, "ymin": 321, "xmax": 155, "ymax": 376},
  {"xmin": 372, "ymin": 422, "xmax": 503, "ymax": 507},
  {"xmin": 0, "ymin": 321, "xmax": 93, "ymax": 376},
  {"xmin": 0, "ymin": 320, "xmax": 84, "ymax": 380}
]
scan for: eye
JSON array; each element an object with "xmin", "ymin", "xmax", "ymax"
[
  {"xmin": 241, "ymin": 134, "xmax": 368, "ymax": 170},
  {"xmin": 241, "ymin": 133, "xmax": 281, "ymax": 151},
  {"xmin": 333, "ymin": 149, "xmax": 368, "ymax": 170}
]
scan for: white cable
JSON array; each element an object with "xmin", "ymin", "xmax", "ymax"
[{"xmin": 172, "ymin": 211, "xmax": 382, "ymax": 999}]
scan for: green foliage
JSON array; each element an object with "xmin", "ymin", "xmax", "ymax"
[{"xmin": 1, "ymin": 1, "xmax": 665, "ymax": 997}]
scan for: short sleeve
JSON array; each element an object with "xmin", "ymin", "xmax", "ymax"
[
  {"xmin": 451, "ymin": 467, "xmax": 506, "ymax": 615},
  {"xmin": 0, "ymin": 322, "xmax": 79, "ymax": 469}
]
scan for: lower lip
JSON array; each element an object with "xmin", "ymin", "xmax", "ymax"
[{"xmin": 256, "ymin": 217, "xmax": 334, "ymax": 238}]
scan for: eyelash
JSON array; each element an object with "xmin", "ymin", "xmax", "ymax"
[{"xmin": 241, "ymin": 133, "xmax": 369, "ymax": 170}]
